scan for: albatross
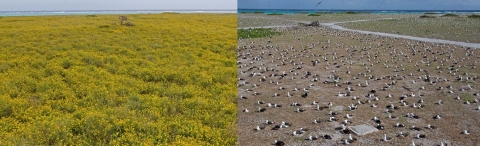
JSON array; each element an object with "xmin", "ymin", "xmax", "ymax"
[
  {"xmin": 305, "ymin": 135, "xmax": 319, "ymax": 140},
  {"xmin": 382, "ymin": 134, "xmax": 392, "ymax": 141},
  {"xmin": 273, "ymin": 140, "xmax": 285, "ymax": 146},
  {"xmin": 254, "ymin": 126, "xmax": 265, "ymax": 131}
]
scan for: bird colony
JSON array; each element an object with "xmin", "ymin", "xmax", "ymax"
[{"xmin": 238, "ymin": 18, "xmax": 479, "ymax": 146}]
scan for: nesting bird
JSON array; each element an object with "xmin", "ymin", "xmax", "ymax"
[
  {"xmin": 433, "ymin": 114, "xmax": 441, "ymax": 120},
  {"xmin": 414, "ymin": 134, "xmax": 426, "ymax": 139},
  {"xmin": 254, "ymin": 125, "xmax": 265, "ymax": 131},
  {"xmin": 273, "ymin": 140, "xmax": 285, "ymax": 146},
  {"xmin": 381, "ymin": 134, "xmax": 392, "ymax": 141}
]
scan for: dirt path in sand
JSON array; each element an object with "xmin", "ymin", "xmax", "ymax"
[{"xmin": 239, "ymin": 18, "xmax": 480, "ymax": 48}]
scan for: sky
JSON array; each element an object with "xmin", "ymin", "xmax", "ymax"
[
  {"xmin": 239, "ymin": 0, "xmax": 480, "ymax": 10},
  {"xmin": 0, "ymin": 0, "xmax": 237, "ymax": 11}
]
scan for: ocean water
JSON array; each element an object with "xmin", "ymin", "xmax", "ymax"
[
  {"xmin": 238, "ymin": 9, "xmax": 480, "ymax": 15},
  {"xmin": 0, "ymin": 10, "xmax": 237, "ymax": 16}
]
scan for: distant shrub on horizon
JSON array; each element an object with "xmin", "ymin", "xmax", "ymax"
[
  {"xmin": 345, "ymin": 11, "xmax": 357, "ymax": 14},
  {"xmin": 162, "ymin": 12, "xmax": 180, "ymax": 14},
  {"xmin": 468, "ymin": 14, "xmax": 480, "ymax": 19},
  {"xmin": 342, "ymin": 11, "xmax": 370, "ymax": 14},
  {"xmin": 315, "ymin": 12, "xmax": 334, "ymax": 14},
  {"xmin": 308, "ymin": 13, "xmax": 321, "ymax": 16},
  {"xmin": 420, "ymin": 15, "xmax": 436, "ymax": 18},
  {"xmin": 441, "ymin": 14, "xmax": 459, "ymax": 17}
]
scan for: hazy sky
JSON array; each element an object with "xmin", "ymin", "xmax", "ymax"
[
  {"xmin": 239, "ymin": 0, "xmax": 480, "ymax": 10},
  {"xmin": 0, "ymin": 0, "xmax": 237, "ymax": 11}
]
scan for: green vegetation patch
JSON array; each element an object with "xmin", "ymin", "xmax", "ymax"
[
  {"xmin": 162, "ymin": 12, "xmax": 180, "ymax": 14},
  {"xmin": 461, "ymin": 93, "xmax": 476, "ymax": 103},
  {"xmin": 253, "ymin": 11, "xmax": 264, "ymax": 14},
  {"xmin": 85, "ymin": 14, "xmax": 97, "ymax": 17},
  {"xmin": 468, "ymin": 14, "xmax": 480, "ymax": 19},
  {"xmin": 238, "ymin": 28, "xmax": 282, "ymax": 39},
  {"xmin": 441, "ymin": 14, "xmax": 459, "ymax": 17},
  {"xmin": 420, "ymin": 15, "xmax": 437, "ymax": 18},
  {"xmin": 345, "ymin": 11, "xmax": 358, "ymax": 14},
  {"xmin": 315, "ymin": 12, "xmax": 334, "ymax": 14},
  {"xmin": 308, "ymin": 13, "xmax": 321, "ymax": 16}
]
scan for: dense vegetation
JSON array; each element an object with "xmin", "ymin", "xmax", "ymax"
[
  {"xmin": 238, "ymin": 28, "xmax": 282, "ymax": 39},
  {"xmin": 0, "ymin": 13, "xmax": 237, "ymax": 145}
]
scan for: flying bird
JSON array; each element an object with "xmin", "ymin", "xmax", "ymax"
[{"xmin": 316, "ymin": 1, "xmax": 323, "ymax": 7}]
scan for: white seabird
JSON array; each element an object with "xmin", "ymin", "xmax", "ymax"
[
  {"xmin": 414, "ymin": 134, "xmax": 426, "ymax": 139},
  {"xmin": 382, "ymin": 134, "xmax": 392, "ymax": 141},
  {"xmin": 254, "ymin": 125, "xmax": 265, "ymax": 131}
]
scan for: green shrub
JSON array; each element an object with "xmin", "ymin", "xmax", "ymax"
[
  {"xmin": 442, "ymin": 14, "xmax": 458, "ymax": 17},
  {"xmin": 420, "ymin": 15, "xmax": 436, "ymax": 18},
  {"xmin": 308, "ymin": 13, "xmax": 321, "ymax": 16},
  {"xmin": 345, "ymin": 11, "xmax": 357, "ymax": 14},
  {"xmin": 468, "ymin": 14, "xmax": 480, "ymax": 19}
]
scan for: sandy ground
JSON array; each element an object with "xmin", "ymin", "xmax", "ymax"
[
  {"xmin": 340, "ymin": 16, "xmax": 480, "ymax": 43},
  {"xmin": 324, "ymin": 21, "xmax": 480, "ymax": 48},
  {"xmin": 239, "ymin": 14, "xmax": 480, "ymax": 48},
  {"xmin": 238, "ymin": 14, "xmax": 480, "ymax": 146}
]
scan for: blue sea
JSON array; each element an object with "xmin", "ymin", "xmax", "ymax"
[
  {"xmin": 238, "ymin": 9, "xmax": 480, "ymax": 15},
  {"xmin": 0, "ymin": 10, "xmax": 237, "ymax": 16}
]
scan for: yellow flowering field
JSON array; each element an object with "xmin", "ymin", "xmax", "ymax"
[{"xmin": 0, "ymin": 13, "xmax": 237, "ymax": 145}]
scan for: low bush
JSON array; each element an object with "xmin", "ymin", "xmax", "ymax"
[{"xmin": 468, "ymin": 14, "xmax": 480, "ymax": 19}]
